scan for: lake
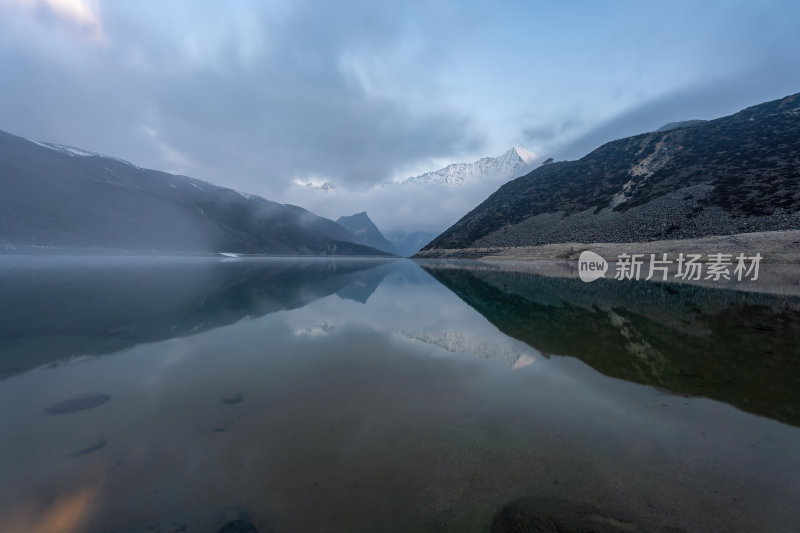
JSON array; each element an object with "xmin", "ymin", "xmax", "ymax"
[{"xmin": 0, "ymin": 256, "xmax": 799, "ymax": 532}]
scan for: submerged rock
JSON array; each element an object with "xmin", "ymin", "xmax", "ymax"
[
  {"xmin": 95, "ymin": 507, "xmax": 263, "ymax": 533},
  {"xmin": 221, "ymin": 393, "xmax": 244, "ymax": 405},
  {"xmin": 45, "ymin": 392, "xmax": 110, "ymax": 414},
  {"xmin": 67, "ymin": 436, "xmax": 107, "ymax": 457},
  {"xmin": 218, "ymin": 518, "xmax": 258, "ymax": 532},
  {"xmin": 490, "ymin": 497, "xmax": 668, "ymax": 533}
]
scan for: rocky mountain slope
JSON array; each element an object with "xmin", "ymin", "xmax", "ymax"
[
  {"xmin": 402, "ymin": 146, "xmax": 538, "ymax": 185},
  {"xmin": 419, "ymin": 93, "xmax": 800, "ymax": 254},
  {"xmin": 335, "ymin": 211, "xmax": 397, "ymax": 254},
  {"xmin": 0, "ymin": 130, "xmax": 387, "ymax": 255}
]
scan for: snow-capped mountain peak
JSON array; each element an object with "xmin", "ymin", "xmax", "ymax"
[
  {"xmin": 402, "ymin": 147, "xmax": 539, "ymax": 186},
  {"xmin": 511, "ymin": 146, "xmax": 538, "ymax": 165}
]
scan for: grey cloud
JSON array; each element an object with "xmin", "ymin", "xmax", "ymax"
[
  {"xmin": 551, "ymin": 60, "xmax": 800, "ymax": 162},
  {"xmin": 522, "ymin": 123, "xmax": 556, "ymax": 143},
  {"xmin": 142, "ymin": 66, "xmax": 482, "ymax": 192},
  {"xmin": 522, "ymin": 116, "xmax": 583, "ymax": 146},
  {"xmin": 0, "ymin": 1, "xmax": 483, "ymax": 193}
]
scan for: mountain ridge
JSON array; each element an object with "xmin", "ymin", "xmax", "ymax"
[
  {"xmin": 402, "ymin": 146, "xmax": 539, "ymax": 186},
  {"xmin": 419, "ymin": 92, "xmax": 800, "ymax": 253},
  {"xmin": 335, "ymin": 211, "xmax": 397, "ymax": 255},
  {"xmin": 0, "ymin": 130, "xmax": 388, "ymax": 256}
]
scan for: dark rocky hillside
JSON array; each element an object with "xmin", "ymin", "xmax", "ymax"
[
  {"xmin": 420, "ymin": 93, "xmax": 800, "ymax": 253},
  {"xmin": 0, "ymin": 130, "xmax": 387, "ymax": 255}
]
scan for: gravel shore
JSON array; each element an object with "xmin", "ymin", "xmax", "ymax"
[
  {"xmin": 415, "ymin": 230, "xmax": 800, "ymax": 296},
  {"xmin": 416, "ymin": 230, "xmax": 800, "ymax": 262}
]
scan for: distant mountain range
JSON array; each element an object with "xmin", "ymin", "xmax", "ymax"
[
  {"xmin": 402, "ymin": 146, "xmax": 538, "ymax": 185},
  {"xmin": 371, "ymin": 147, "xmax": 539, "ymax": 255},
  {"xmin": 0, "ymin": 130, "xmax": 388, "ymax": 256},
  {"xmin": 336, "ymin": 212, "xmax": 398, "ymax": 255},
  {"xmin": 419, "ymin": 92, "xmax": 800, "ymax": 254},
  {"xmin": 385, "ymin": 229, "xmax": 438, "ymax": 257},
  {"xmin": 334, "ymin": 212, "xmax": 439, "ymax": 257}
]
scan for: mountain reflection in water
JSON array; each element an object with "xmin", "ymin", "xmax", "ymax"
[
  {"xmin": 421, "ymin": 260, "xmax": 800, "ymax": 427},
  {"xmin": 0, "ymin": 256, "xmax": 798, "ymax": 533}
]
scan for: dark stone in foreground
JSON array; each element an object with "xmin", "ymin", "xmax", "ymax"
[
  {"xmin": 218, "ymin": 518, "xmax": 258, "ymax": 533},
  {"xmin": 45, "ymin": 392, "xmax": 110, "ymax": 414},
  {"xmin": 221, "ymin": 393, "xmax": 244, "ymax": 405},
  {"xmin": 95, "ymin": 507, "xmax": 263, "ymax": 533},
  {"xmin": 67, "ymin": 436, "xmax": 107, "ymax": 457},
  {"xmin": 491, "ymin": 497, "xmax": 669, "ymax": 533}
]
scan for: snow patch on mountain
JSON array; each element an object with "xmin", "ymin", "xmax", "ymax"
[
  {"xmin": 35, "ymin": 141, "xmax": 142, "ymax": 169},
  {"xmin": 41, "ymin": 143, "xmax": 97, "ymax": 157}
]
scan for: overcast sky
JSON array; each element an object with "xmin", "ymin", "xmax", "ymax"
[{"xmin": 1, "ymin": 0, "xmax": 799, "ymax": 232}]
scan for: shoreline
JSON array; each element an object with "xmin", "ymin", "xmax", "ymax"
[
  {"xmin": 415, "ymin": 229, "xmax": 800, "ymax": 263},
  {"xmin": 415, "ymin": 230, "xmax": 800, "ymax": 297}
]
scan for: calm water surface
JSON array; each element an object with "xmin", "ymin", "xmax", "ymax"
[{"xmin": 0, "ymin": 256, "xmax": 799, "ymax": 532}]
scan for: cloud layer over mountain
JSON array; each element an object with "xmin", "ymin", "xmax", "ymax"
[{"xmin": 2, "ymin": 0, "xmax": 799, "ymax": 232}]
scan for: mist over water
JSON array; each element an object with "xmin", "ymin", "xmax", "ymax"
[{"xmin": 0, "ymin": 256, "xmax": 799, "ymax": 532}]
